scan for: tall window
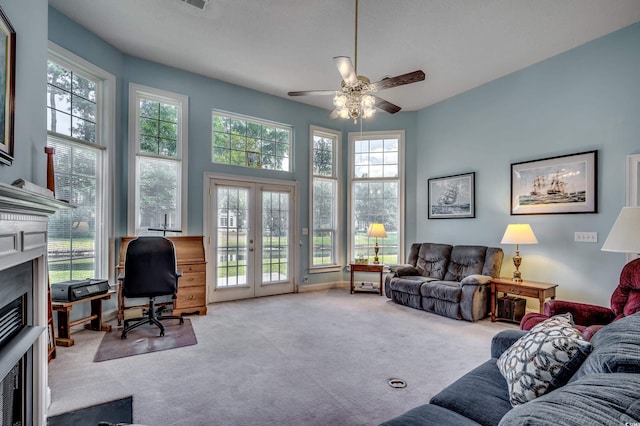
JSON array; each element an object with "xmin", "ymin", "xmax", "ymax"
[
  {"xmin": 129, "ymin": 84, "xmax": 188, "ymax": 235},
  {"xmin": 310, "ymin": 126, "xmax": 340, "ymax": 270},
  {"xmin": 46, "ymin": 44, "xmax": 114, "ymax": 283},
  {"xmin": 348, "ymin": 131, "xmax": 404, "ymax": 265},
  {"xmin": 212, "ymin": 111, "xmax": 292, "ymax": 172}
]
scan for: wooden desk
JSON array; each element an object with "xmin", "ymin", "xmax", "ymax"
[
  {"xmin": 51, "ymin": 291, "xmax": 114, "ymax": 347},
  {"xmin": 490, "ymin": 277, "xmax": 558, "ymax": 322},
  {"xmin": 116, "ymin": 236, "xmax": 207, "ymax": 325},
  {"xmin": 350, "ymin": 263, "xmax": 384, "ymax": 295}
]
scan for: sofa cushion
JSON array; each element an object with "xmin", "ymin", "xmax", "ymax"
[
  {"xmin": 571, "ymin": 311, "xmax": 640, "ymax": 381},
  {"xmin": 380, "ymin": 403, "xmax": 482, "ymax": 426},
  {"xmin": 499, "ymin": 373, "xmax": 640, "ymax": 426},
  {"xmin": 389, "ymin": 277, "xmax": 431, "ymax": 295},
  {"xmin": 415, "ymin": 243, "xmax": 452, "ymax": 279},
  {"xmin": 497, "ymin": 314, "xmax": 592, "ymax": 406},
  {"xmin": 420, "ymin": 281, "xmax": 461, "ymax": 302},
  {"xmin": 430, "ymin": 359, "xmax": 512, "ymax": 426},
  {"xmin": 444, "ymin": 246, "xmax": 487, "ymax": 281}
]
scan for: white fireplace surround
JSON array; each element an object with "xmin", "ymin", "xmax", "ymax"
[{"xmin": 0, "ymin": 184, "xmax": 70, "ymax": 426}]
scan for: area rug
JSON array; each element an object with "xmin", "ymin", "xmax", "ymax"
[
  {"xmin": 94, "ymin": 318, "xmax": 197, "ymax": 362},
  {"xmin": 47, "ymin": 396, "xmax": 133, "ymax": 426}
]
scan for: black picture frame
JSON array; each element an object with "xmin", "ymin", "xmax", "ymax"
[
  {"xmin": 428, "ymin": 172, "xmax": 475, "ymax": 219},
  {"xmin": 0, "ymin": 6, "xmax": 15, "ymax": 166},
  {"xmin": 510, "ymin": 150, "xmax": 598, "ymax": 215}
]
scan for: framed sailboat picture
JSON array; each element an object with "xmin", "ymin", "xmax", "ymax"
[
  {"xmin": 511, "ymin": 150, "xmax": 597, "ymax": 215},
  {"xmin": 428, "ymin": 172, "xmax": 475, "ymax": 219}
]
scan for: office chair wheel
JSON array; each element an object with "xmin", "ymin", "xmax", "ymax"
[
  {"xmin": 160, "ymin": 330, "xmax": 165, "ymax": 337},
  {"xmin": 121, "ymin": 334, "xmax": 127, "ymax": 339}
]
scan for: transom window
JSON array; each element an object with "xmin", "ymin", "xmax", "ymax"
[
  {"xmin": 212, "ymin": 111, "xmax": 292, "ymax": 172},
  {"xmin": 47, "ymin": 61, "xmax": 97, "ymax": 143}
]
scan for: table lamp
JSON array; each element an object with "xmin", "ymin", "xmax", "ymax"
[
  {"xmin": 601, "ymin": 207, "xmax": 640, "ymax": 260},
  {"xmin": 501, "ymin": 224, "xmax": 538, "ymax": 282},
  {"xmin": 367, "ymin": 223, "xmax": 387, "ymax": 264}
]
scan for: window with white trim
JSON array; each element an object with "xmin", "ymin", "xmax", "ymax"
[
  {"xmin": 129, "ymin": 84, "xmax": 188, "ymax": 236},
  {"xmin": 310, "ymin": 126, "xmax": 341, "ymax": 270},
  {"xmin": 348, "ymin": 131, "xmax": 404, "ymax": 265},
  {"xmin": 46, "ymin": 44, "xmax": 114, "ymax": 283},
  {"xmin": 212, "ymin": 111, "xmax": 292, "ymax": 172}
]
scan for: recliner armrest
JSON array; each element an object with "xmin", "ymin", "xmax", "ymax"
[
  {"xmin": 491, "ymin": 329, "xmax": 527, "ymax": 358},
  {"xmin": 544, "ymin": 300, "xmax": 615, "ymax": 325},
  {"xmin": 388, "ymin": 264, "xmax": 420, "ymax": 277}
]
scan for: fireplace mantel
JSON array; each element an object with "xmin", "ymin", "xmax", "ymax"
[{"xmin": 0, "ymin": 183, "xmax": 70, "ymax": 426}]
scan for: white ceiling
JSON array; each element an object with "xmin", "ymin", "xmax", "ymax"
[{"xmin": 49, "ymin": 0, "xmax": 640, "ymax": 114}]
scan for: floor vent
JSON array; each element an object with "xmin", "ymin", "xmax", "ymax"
[
  {"xmin": 180, "ymin": 0, "xmax": 208, "ymax": 10},
  {"xmin": 387, "ymin": 378, "xmax": 407, "ymax": 388}
]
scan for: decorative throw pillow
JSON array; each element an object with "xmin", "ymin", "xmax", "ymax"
[{"xmin": 497, "ymin": 313, "xmax": 592, "ymax": 406}]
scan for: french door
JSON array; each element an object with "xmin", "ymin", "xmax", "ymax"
[{"xmin": 206, "ymin": 174, "xmax": 297, "ymax": 302}]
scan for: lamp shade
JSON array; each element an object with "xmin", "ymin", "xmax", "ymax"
[
  {"xmin": 501, "ymin": 224, "xmax": 538, "ymax": 245},
  {"xmin": 601, "ymin": 207, "xmax": 640, "ymax": 253},
  {"xmin": 367, "ymin": 223, "xmax": 387, "ymax": 238}
]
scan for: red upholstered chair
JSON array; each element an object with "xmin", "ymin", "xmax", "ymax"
[{"xmin": 520, "ymin": 258, "xmax": 640, "ymax": 340}]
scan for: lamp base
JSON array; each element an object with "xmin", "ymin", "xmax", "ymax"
[{"xmin": 512, "ymin": 271, "xmax": 523, "ymax": 283}]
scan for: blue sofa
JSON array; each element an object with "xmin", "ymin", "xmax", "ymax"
[{"xmin": 381, "ymin": 312, "xmax": 640, "ymax": 425}]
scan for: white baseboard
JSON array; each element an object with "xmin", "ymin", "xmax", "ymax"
[{"xmin": 297, "ymin": 281, "xmax": 349, "ymax": 293}]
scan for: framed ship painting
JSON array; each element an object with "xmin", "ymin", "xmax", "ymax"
[
  {"xmin": 428, "ymin": 172, "xmax": 475, "ymax": 219},
  {"xmin": 0, "ymin": 6, "xmax": 15, "ymax": 166},
  {"xmin": 511, "ymin": 150, "xmax": 597, "ymax": 215}
]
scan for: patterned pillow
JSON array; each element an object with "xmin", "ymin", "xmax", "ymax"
[{"xmin": 497, "ymin": 313, "xmax": 592, "ymax": 406}]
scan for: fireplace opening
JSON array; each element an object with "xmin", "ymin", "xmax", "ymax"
[{"xmin": 0, "ymin": 261, "xmax": 41, "ymax": 426}]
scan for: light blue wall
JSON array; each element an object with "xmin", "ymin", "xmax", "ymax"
[
  {"xmin": 47, "ymin": 5, "xmax": 419, "ymax": 289},
  {"xmin": 0, "ymin": 1, "xmax": 48, "ymax": 185},
  {"xmin": 415, "ymin": 23, "xmax": 640, "ymax": 306},
  {"xmin": 47, "ymin": 5, "xmax": 640, "ymax": 307}
]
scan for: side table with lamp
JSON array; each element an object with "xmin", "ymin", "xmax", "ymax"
[
  {"xmin": 492, "ymin": 224, "xmax": 558, "ymax": 322},
  {"xmin": 349, "ymin": 223, "xmax": 388, "ymax": 295}
]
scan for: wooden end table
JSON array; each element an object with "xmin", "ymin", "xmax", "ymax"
[
  {"xmin": 51, "ymin": 290, "xmax": 114, "ymax": 347},
  {"xmin": 350, "ymin": 263, "xmax": 384, "ymax": 295},
  {"xmin": 490, "ymin": 277, "xmax": 558, "ymax": 322}
]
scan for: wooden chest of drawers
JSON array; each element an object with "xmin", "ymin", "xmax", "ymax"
[{"xmin": 116, "ymin": 236, "xmax": 207, "ymax": 324}]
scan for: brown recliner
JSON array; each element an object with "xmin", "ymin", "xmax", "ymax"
[{"xmin": 520, "ymin": 257, "xmax": 640, "ymax": 339}]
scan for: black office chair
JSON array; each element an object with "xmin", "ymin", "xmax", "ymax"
[{"xmin": 119, "ymin": 237, "xmax": 184, "ymax": 339}]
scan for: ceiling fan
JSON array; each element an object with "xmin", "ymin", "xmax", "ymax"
[{"xmin": 288, "ymin": 0, "xmax": 426, "ymax": 123}]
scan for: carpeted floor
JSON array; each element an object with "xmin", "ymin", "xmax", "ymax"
[{"xmin": 47, "ymin": 289, "xmax": 514, "ymax": 425}]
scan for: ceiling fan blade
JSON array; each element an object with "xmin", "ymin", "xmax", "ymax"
[
  {"xmin": 334, "ymin": 56, "xmax": 358, "ymax": 86},
  {"xmin": 375, "ymin": 96, "xmax": 402, "ymax": 114},
  {"xmin": 369, "ymin": 70, "xmax": 426, "ymax": 91},
  {"xmin": 329, "ymin": 109, "xmax": 340, "ymax": 119},
  {"xmin": 288, "ymin": 90, "xmax": 336, "ymax": 96}
]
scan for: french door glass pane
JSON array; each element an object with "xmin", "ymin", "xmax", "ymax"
[
  {"xmin": 47, "ymin": 140, "xmax": 98, "ymax": 283},
  {"xmin": 262, "ymin": 191, "xmax": 289, "ymax": 283},
  {"xmin": 216, "ymin": 186, "xmax": 249, "ymax": 288}
]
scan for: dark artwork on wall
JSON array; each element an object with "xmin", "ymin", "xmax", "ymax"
[
  {"xmin": 428, "ymin": 172, "xmax": 475, "ymax": 219},
  {"xmin": 0, "ymin": 6, "xmax": 15, "ymax": 166},
  {"xmin": 511, "ymin": 150, "xmax": 597, "ymax": 215}
]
